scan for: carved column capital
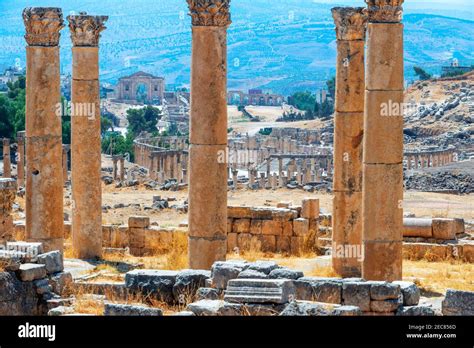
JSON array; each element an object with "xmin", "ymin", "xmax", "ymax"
[
  {"xmin": 67, "ymin": 12, "xmax": 108, "ymax": 47},
  {"xmin": 187, "ymin": 0, "xmax": 231, "ymax": 27},
  {"xmin": 365, "ymin": 0, "xmax": 404, "ymax": 23},
  {"xmin": 22, "ymin": 7, "xmax": 64, "ymax": 46},
  {"xmin": 332, "ymin": 7, "xmax": 368, "ymax": 41}
]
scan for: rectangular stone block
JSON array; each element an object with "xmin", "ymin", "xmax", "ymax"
[
  {"xmin": 293, "ymin": 218, "xmax": 309, "ymax": 236},
  {"xmin": 227, "ymin": 206, "xmax": 252, "ymax": 219},
  {"xmin": 362, "ymin": 241, "xmax": 403, "ymax": 282},
  {"xmin": 282, "ymin": 221, "xmax": 293, "ymax": 236},
  {"xmin": 224, "ymin": 279, "xmax": 296, "ymax": 304},
  {"xmin": 18, "ymin": 263, "xmax": 47, "ymax": 282},
  {"xmin": 250, "ymin": 220, "xmax": 263, "ymax": 235},
  {"xmin": 362, "ymin": 164, "xmax": 403, "ymax": 242},
  {"xmin": 432, "ymin": 218, "xmax": 456, "ymax": 240},
  {"xmin": 232, "ymin": 219, "xmax": 251, "ymax": 234},
  {"xmin": 453, "ymin": 218, "xmax": 465, "ymax": 234},
  {"xmin": 366, "ymin": 23, "xmax": 404, "ymax": 91},
  {"xmin": 342, "ymin": 281, "xmax": 371, "ymax": 312},
  {"xmin": 250, "ymin": 207, "xmax": 274, "ymax": 219},
  {"xmin": 272, "ymin": 209, "xmax": 298, "ymax": 221},
  {"xmin": 333, "ymin": 112, "xmax": 364, "ymax": 192},
  {"xmin": 294, "ymin": 277, "xmax": 342, "ymax": 304},
  {"xmin": 102, "ymin": 225, "xmax": 113, "ymax": 247},
  {"xmin": 403, "ymin": 243, "xmax": 450, "ymax": 261},
  {"xmin": 128, "ymin": 216, "xmax": 150, "ymax": 229},
  {"xmin": 237, "ymin": 233, "xmax": 252, "ymax": 251},
  {"xmin": 72, "ymin": 47, "xmax": 99, "ymax": 80},
  {"xmin": 63, "ymin": 221, "xmax": 72, "ymax": 239},
  {"xmin": 301, "ymin": 198, "xmax": 320, "ymax": 220},
  {"xmin": 227, "ymin": 218, "xmax": 233, "ymax": 234},
  {"xmin": 188, "ymin": 237, "xmax": 227, "ymax": 270},
  {"xmin": 363, "ymin": 90, "xmax": 404, "ymax": 164},
  {"xmin": 259, "ymin": 235, "xmax": 276, "ymax": 253},
  {"xmin": 261, "ymin": 220, "xmax": 282, "ymax": 236},
  {"xmin": 276, "ymin": 235, "xmax": 291, "ymax": 253},
  {"xmin": 291, "ymin": 236, "xmax": 304, "ymax": 256}
]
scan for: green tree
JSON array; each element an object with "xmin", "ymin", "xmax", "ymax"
[
  {"xmin": 126, "ymin": 105, "xmax": 162, "ymax": 137},
  {"xmin": 414, "ymin": 66, "xmax": 432, "ymax": 81}
]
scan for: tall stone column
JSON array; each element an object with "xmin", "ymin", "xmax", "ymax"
[
  {"xmin": 0, "ymin": 178, "xmax": 16, "ymax": 244},
  {"xmin": 23, "ymin": 7, "xmax": 64, "ymax": 252},
  {"xmin": 362, "ymin": 0, "xmax": 404, "ymax": 281},
  {"xmin": 62, "ymin": 145, "xmax": 69, "ymax": 185},
  {"xmin": 2, "ymin": 139, "xmax": 11, "ymax": 178},
  {"xmin": 187, "ymin": 0, "xmax": 231, "ymax": 269},
  {"xmin": 17, "ymin": 131, "xmax": 26, "ymax": 187},
  {"xmin": 331, "ymin": 7, "xmax": 367, "ymax": 277},
  {"xmin": 119, "ymin": 156, "xmax": 125, "ymax": 181},
  {"xmin": 112, "ymin": 156, "xmax": 118, "ymax": 180},
  {"xmin": 69, "ymin": 12, "xmax": 108, "ymax": 259}
]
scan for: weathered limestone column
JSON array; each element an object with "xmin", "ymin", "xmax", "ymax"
[
  {"xmin": 62, "ymin": 145, "xmax": 69, "ymax": 185},
  {"xmin": 0, "ymin": 178, "xmax": 16, "ymax": 244},
  {"xmin": 187, "ymin": 0, "xmax": 231, "ymax": 269},
  {"xmin": 278, "ymin": 157, "xmax": 284, "ymax": 187},
  {"xmin": 23, "ymin": 7, "xmax": 64, "ymax": 252},
  {"xmin": 362, "ymin": 0, "xmax": 404, "ymax": 281},
  {"xmin": 2, "ymin": 139, "xmax": 11, "ymax": 178},
  {"xmin": 17, "ymin": 131, "xmax": 26, "ymax": 187},
  {"xmin": 112, "ymin": 156, "xmax": 118, "ymax": 180},
  {"xmin": 119, "ymin": 155, "xmax": 125, "ymax": 181},
  {"xmin": 69, "ymin": 12, "xmax": 108, "ymax": 259},
  {"xmin": 331, "ymin": 7, "xmax": 367, "ymax": 277}
]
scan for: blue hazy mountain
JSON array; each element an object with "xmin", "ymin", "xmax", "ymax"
[{"xmin": 0, "ymin": 0, "xmax": 472, "ymax": 94}]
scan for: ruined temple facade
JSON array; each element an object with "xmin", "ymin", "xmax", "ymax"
[
  {"xmin": 114, "ymin": 71, "xmax": 165, "ymax": 105},
  {"xmin": 228, "ymin": 89, "xmax": 286, "ymax": 106}
]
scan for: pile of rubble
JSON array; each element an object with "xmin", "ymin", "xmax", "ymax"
[
  {"xmin": 404, "ymin": 171, "xmax": 474, "ymax": 194},
  {"xmin": 0, "ymin": 242, "xmax": 72, "ymax": 315}
]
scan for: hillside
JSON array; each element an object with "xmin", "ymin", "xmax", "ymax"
[{"xmin": 0, "ymin": 0, "xmax": 472, "ymax": 94}]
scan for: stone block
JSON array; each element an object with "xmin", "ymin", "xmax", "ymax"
[
  {"xmin": 363, "ymin": 241, "xmax": 403, "ymax": 282},
  {"xmin": 128, "ymin": 216, "xmax": 150, "ymax": 229},
  {"xmin": 49, "ymin": 272, "xmax": 73, "ymax": 295},
  {"xmin": 393, "ymin": 281, "xmax": 420, "ymax": 306},
  {"xmin": 441, "ymin": 289, "xmax": 474, "ymax": 316},
  {"xmin": 261, "ymin": 220, "xmax": 282, "ymax": 236},
  {"xmin": 225, "ymin": 279, "xmax": 296, "ymax": 304},
  {"xmin": 432, "ymin": 218, "xmax": 456, "ymax": 240},
  {"xmin": 460, "ymin": 242, "xmax": 474, "ymax": 263},
  {"xmin": 250, "ymin": 207, "xmax": 274, "ymax": 219},
  {"xmin": 301, "ymin": 198, "xmax": 320, "ymax": 220},
  {"xmin": 237, "ymin": 233, "xmax": 252, "ymax": 250},
  {"xmin": 197, "ymin": 287, "xmax": 222, "ymax": 301},
  {"xmin": 125, "ymin": 270, "xmax": 178, "ymax": 303},
  {"xmin": 227, "ymin": 206, "xmax": 252, "ymax": 219},
  {"xmin": 260, "ymin": 235, "xmax": 276, "ymax": 252},
  {"xmin": 294, "ymin": 277, "xmax": 342, "ymax": 304},
  {"xmin": 18, "ymin": 264, "xmax": 47, "ymax": 282},
  {"xmin": 247, "ymin": 261, "xmax": 280, "ymax": 275},
  {"xmin": 104, "ymin": 303, "xmax": 163, "ymax": 316},
  {"xmin": 276, "ymin": 236, "xmax": 291, "ymax": 253},
  {"xmin": 370, "ymin": 282, "xmax": 401, "ymax": 301},
  {"xmin": 396, "ymin": 305, "xmax": 435, "ymax": 316},
  {"xmin": 291, "ymin": 236, "xmax": 304, "ymax": 256},
  {"xmin": 272, "ymin": 208, "xmax": 298, "ymax": 221},
  {"xmin": 280, "ymin": 301, "xmax": 338, "ymax": 316},
  {"xmin": 211, "ymin": 260, "xmax": 249, "ymax": 290},
  {"xmin": 293, "ymin": 218, "xmax": 309, "ymax": 236},
  {"xmin": 188, "ymin": 237, "xmax": 227, "ymax": 270},
  {"xmin": 237, "ymin": 269, "xmax": 268, "ymax": 279},
  {"xmin": 370, "ymin": 299, "xmax": 400, "ymax": 313},
  {"xmin": 36, "ymin": 251, "xmax": 63, "ymax": 274},
  {"xmin": 186, "ymin": 300, "xmax": 224, "ymax": 316},
  {"xmin": 63, "ymin": 221, "xmax": 72, "ymax": 239},
  {"xmin": 226, "ymin": 218, "xmax": 233, "ymax": 234},
  {"xmin": 342, "ymin": 282, "xmax": 371, "ymax": 312},
  {"xmin": 333, "ymin": 305, "xmax": 362, "ymax": 316},
  {"xmin": 269, "ymin": 268, "xmax": 304, "ymax": 280},
  {"xmin": 249, "ymin": 219, "xmax": 263, "ymax": 235},
  {"xmin": 172, "ymin": 269, "xmax": 211, "ymax": 302},
  {"xmin": 453, "ymin": 218, "xmax": 465, "ymax": 234},
  {"xmin": 232, "ymin": 219, "xmax": 251, "ymax": 234},
  {"xmin": 281, "ymin": 221, "xmax": 293, "ymax": 236}
]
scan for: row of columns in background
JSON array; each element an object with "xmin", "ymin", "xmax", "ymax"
[
  {"xmin": 405, "ymin": 151, "xmax": 455, "ymax": 170},
  {"xmin": 149, "ymin": 152, "xmax": 188, "ymax": 184},
  {"xmin": 111, "ymin": 155, "xmax": 126, "ymax": 181},
  {"xmin": 331, "ymin": 0, "xmax": 405, "ymax": 281},
  {"xmin": 21, "ymin": 8, "xmax": 107, "ymax": 257}
]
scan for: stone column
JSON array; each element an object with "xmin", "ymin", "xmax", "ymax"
[
  {"xmin": 119, "ymin": 155, "xmax": 125, "ymax": 181},
  {"xmin": 278, "ymin": 157, "xmax": 284, "ymax": 187},
  {"xmin": 2, "ymin": 139, "xmax": 11, "ymax": 178},
  {"xmin": 331, "ymin": 7, "xmax": 367, "ymax": 277},
  {"xmin": 187, "ymin": 0, "xmax": 231, "ymax": 269},
  {"xmin": 23, "ymin": 7, "xmax": 64, "ymax": 252},
  {"xmin": 17, "ymin": 132, "xmax": 26, "ymax": 187},
  {"xmin": 69, "ymin": 12, "xmax": 108, "ymax": 259},
  {"xmin": 362, "ymin": 0, "xmax": 404, "ymax": 281},
  {"xmin": 0, "ymin": 178, "xmax": 16, "ymax": 244},
  {"xmin": 62, "ymin": 145, "xmax": 69, "ymax": 185},
  {"xmin": 112, "ymin": 156, "xmax": 118, "ymax": 180}
]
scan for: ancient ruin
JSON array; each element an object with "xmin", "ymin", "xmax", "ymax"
[{"xmin": 0, "ymin": 1, "xmax": 472, "ymax": 328}]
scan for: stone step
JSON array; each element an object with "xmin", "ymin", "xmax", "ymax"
[{"xmin": 224, "ymin": 279, "xmax": 295, "ymax": 304}]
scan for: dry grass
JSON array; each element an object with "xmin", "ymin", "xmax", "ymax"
[
  {"xmin": 403, "ymin": 259, "xmax": 474, "ymax": 295},
  {"xmin": 304, "ymin": 265, "xmax": 340, "ymax": 278},
  {"xmin": 73, "ymin": 294, "xmax": 105, "ymax": 315}
]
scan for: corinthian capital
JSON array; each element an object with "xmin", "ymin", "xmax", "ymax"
[
  {"xmin": 365, "ymin": 0, "xmax": 404, "ymax": 23},
  {"xmin": 67, "ymin": 12, "xmax": 108, "ymax": 47},
  {"xmin": 187, "ymin": 0, "xmax": 231, "ymax": 27},
  {"xmin": 22, "ymin": 7, "xmax": 64, "ymax": 46},
  {"xmin": 332, "ymin": 7, "xmax": 368, "ymax": 41}
]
